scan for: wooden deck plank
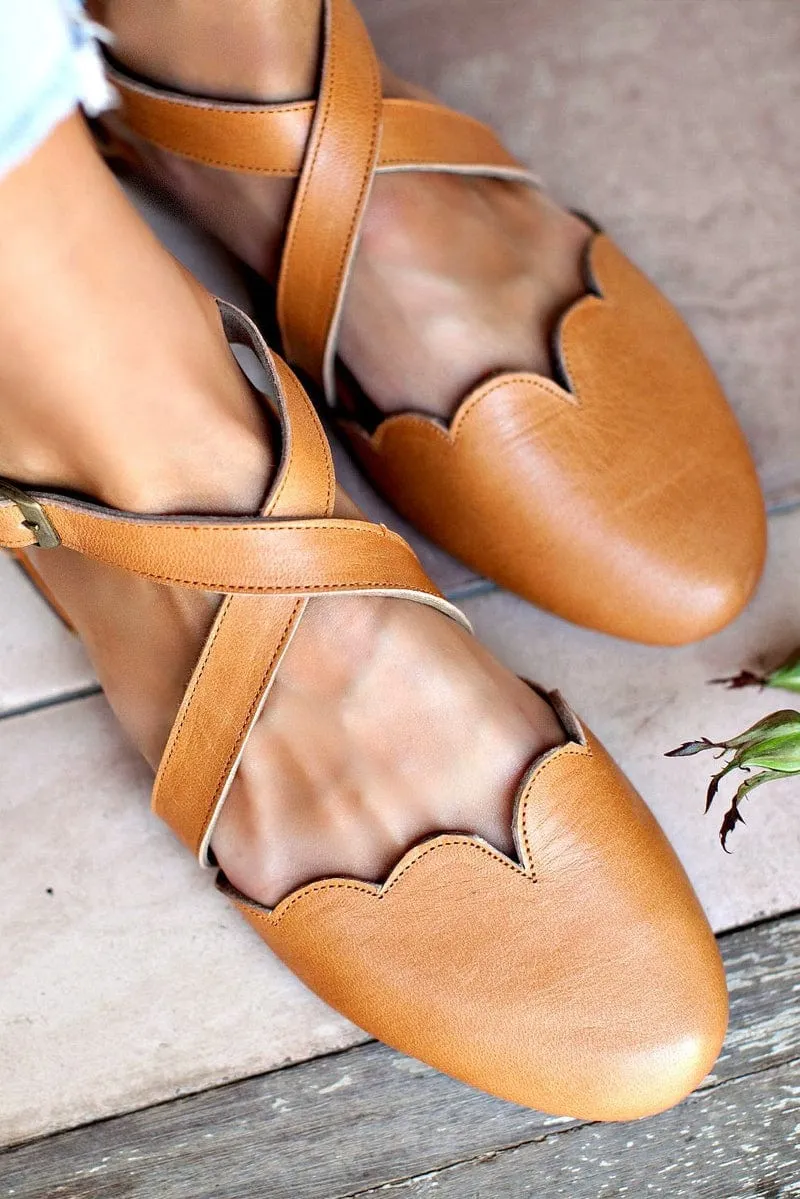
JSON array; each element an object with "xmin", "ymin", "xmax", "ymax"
[
  {"xmin": 2, "ymin": 912, "xmax": 797, "ymax": 1199},
  {"xmin": 353, "ymin": 1064, "xmax": 800, "ymax": 1198}
]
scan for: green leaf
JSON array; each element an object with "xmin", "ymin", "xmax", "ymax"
[
  {"xmin": 766, "ymin": 651, "xmax": 800, "ymax": 694},
  {"xmin": 724, "ymin": 710, "xmax": 800, "ymax": 751},
  {"xmin": 667, "ymin": 707, "xmax": 800, "ymax": 849},
  {"xmin": 736, "ymin": 732, "xmax": 800, "ymax": 775}
]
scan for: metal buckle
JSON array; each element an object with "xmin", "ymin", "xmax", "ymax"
[{"xmin": 0, "ymin": 478, "xmax": 60, "ymax": 549}]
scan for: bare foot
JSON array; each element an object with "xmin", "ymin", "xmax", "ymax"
[
  {"xmin": 101, "ymin": 0, "xmax": 592, "ymax": 417},
  {"xmin": 1, "ymin": 115, "xmax": 564, "ymax": 907}
]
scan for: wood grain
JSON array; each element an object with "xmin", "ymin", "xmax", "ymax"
[
  {"xmin": 354, "ymin": 1064, "xmax": 800, "ymax": 1198},
  {"xmin": 1, "ymin": 912, "xmax": 797, "ymax": 1199}
]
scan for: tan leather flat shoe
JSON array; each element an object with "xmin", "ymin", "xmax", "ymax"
[
  {"xmin": 93, "ymin": 0, "xmax": 767, "ymax": 646},
  {"xmin": 3, "ymin": 300, "xmax": 727, "ymax": 1120}
]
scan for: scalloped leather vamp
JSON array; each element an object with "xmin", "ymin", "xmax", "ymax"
[
  {"xmin": 2, "ymin": 299, "xmax": 727, "ymax": 1121},
  {"xmin": 340, "ymin": 234, "xmax": 767, "ymax": 645},
  {"xmin": 97, "ymin": 0, "xmax": 767, "ymax": 645},
  {"xmin": 226, "ymin": 699, "xmax": 727, "ymax": 1121}
]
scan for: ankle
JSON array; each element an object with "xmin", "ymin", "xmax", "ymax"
[
  {"xmin": 0, "ymin": 354, "xmax": 273, "ymax": 519},
  {"xmin": 103, "ymin": 0, "xmax": 323, "ymax": 101},
  {"xmin": 0, "ymin": 115, "xmax": 274, "ymax": 517}
]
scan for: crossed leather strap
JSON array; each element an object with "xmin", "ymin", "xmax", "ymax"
[
  {"xmin": 104, "ymin": 0, "xmax": 538, "ymax": 400},
  {"xmin": 0, "ymin": 303, "xmax": 468, "ymax": 862}
]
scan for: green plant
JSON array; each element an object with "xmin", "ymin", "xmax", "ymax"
[
  {"xmin": 667, "ymin": 649, "xmax": 800, "ymax": 851},
  {"xmin": 711, "ymin": 649, "xmax": 800, "ymax": 693}
]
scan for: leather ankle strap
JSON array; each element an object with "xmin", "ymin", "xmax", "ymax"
[
  {"xmin": 3, "ymin": 297, "xmax": 470, "ymax": 859},
  {"xmin": 102, "ymin": 0, "xmax": 537, "ymax": 402}
]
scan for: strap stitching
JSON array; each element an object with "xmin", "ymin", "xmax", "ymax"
[
  {"xmin": 267, "ymin": 837, "xmax": 533, "ymax": 922},
  {"xmin": 116, "ymin": 574, "xmax": 429, "ymax": 592},
  {"xmin": 199, "ymin": 598, "xmax": 306, "ymax": 841},
  {"xmin": 155, "ymin": 596, "xmax": 232, "ymax": 820},
  {"xmin": 279, "ymin": 2, "xmax": 341, "ymax": 350},
  {"xmin": 136, "ymin": 147, "xmax": 299, "ymax": 174},
  {"xmin": 126, "ymin": 95, "xmax": 317, "ymax": 118},
  {"xmin": 319, "ymin": 20, "xmax": 382, "ymax": 357},
  {"xmin": 361, "ymin": 374, "xmax": 573, "ymax": 454},
  {"xmin": 45, "ymin": 519, "xmax": 401, "ymax": 535},
  {"xmin": 378, "ymin": 156, "xmax": 522, "ymax": 169},
  {"xmin": 280, "ymin": 0, "xmax": 382, "ymax": 367}
]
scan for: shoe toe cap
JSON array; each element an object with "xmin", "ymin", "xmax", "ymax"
[
  {"xmin": 341, "ymin": 234, "xmax": 767, "ymax": 644},
  {"xmin": 532, "ymin": 458, "xmax": 768, "ymax": 646},
  {"xmin": 518, "ymin": 911, "xmax": 728, "ymax": 1121},
  {"xmin": 493, "ymin": 727, "xmax": 729, "ymax": 1119},
  {"xmin": 238, "ymin": 723, "xmax": 727, "ymax": 1121}
]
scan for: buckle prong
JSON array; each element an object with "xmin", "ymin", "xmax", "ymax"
[{"xmin": 0, "ymin": 479, "xmax": 60, "ymax": 549}]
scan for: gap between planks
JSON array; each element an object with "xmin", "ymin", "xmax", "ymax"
[{"xmin": 1, "ymin": 909, "xmax": 798, "ymax": 1199}]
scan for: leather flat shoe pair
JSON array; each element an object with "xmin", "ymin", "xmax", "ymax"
[
  {"xmin": 4, "ymin": 0, "xmax": 745, "ymax": 1121},
  {"xmin": 97, "ymin": 0, "xmax": 767, "ymax": 644},
  {"xmin": 2, "ymin": 299, "xmax": 728, "ymax": 1120}
]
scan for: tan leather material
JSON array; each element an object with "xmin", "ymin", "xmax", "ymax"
[
  {"xmin": 98, "ymin": 0, "xmax": 766, "ymax": 644},
  {"xmin": 4, "ymin": 294, "xmax": 729, "ymax": 1117},
  {"xmin": 155, "ymin": 591, "xmax": 308, "ymax": 859},
  {"xmin": 108, "ymin": 75, "xmax": 530, "ymax": 183},
  {"xmin": 151, "ymin": 314, "xmax": 336, "ymax": 858},
  {"xmin": 225, "ymin": 703, "xmax": 728, "ymax": 1120},
  {"xmin": 341, "ymin": 235, "xmax": 767, "ymax": 645},
  {"xmin": 0, "ymin": 497, "xmax": 451, "ymax": 600},
  {"xmin": 0, "ymin": 300, "xmax": 467, "ymax": 857},
  {"xmin": 275, "ymin": 0, "xmax": 382, "ymax": 389}
]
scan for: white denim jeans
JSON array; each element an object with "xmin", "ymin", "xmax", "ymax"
[{"xmin": 0, "ymin": 0, "xmax": 114, "ymax": 179}]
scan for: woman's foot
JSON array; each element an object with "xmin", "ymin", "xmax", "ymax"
[
  {"xmin": 99, "ymin": 0, "xmax": 592, "ymax": 416},
  {"xmin": 0, "ymin": 115, "xmax": 564, "ymax": 906},
  {"xmin": 89, "ymin": 0, "xmax": 767, "ymax": 651}
]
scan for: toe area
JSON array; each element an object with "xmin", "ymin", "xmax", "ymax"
[
  {"xmin": 531, "ymin": 233, "xmax": 768, "ymax": 645},
  {"xmin": 605, "ymin": 474, "xmax": 767, "ymax": 647},
  {"xmin": 235, "ymin": 713, "xmax": 727, "ymax": 1121},
  {"xmin": 488, "ymin": 723, "xmax": 729, "ymax": 1120},
  {"xmin": 341, "ymin": 234, "xmax": 766, "ymax": 644}
]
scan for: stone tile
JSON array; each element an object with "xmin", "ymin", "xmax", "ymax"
[
  {"xmin": 0, "ymin": 695, "xmax": 365, "ymax": 1147},
  {"xmin": 361, "ymin": 0, "xmax": 800, "ymax": 509},
  {"xmin": 0, "ymin": 555, "xmax": 94, "ymax": 717},
  {"xmin": 459, "ymin": 506, "xmax": 800, "ymax": 935}
]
